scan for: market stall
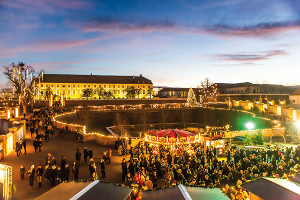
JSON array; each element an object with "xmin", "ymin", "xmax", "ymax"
[{"xmin": 203, "ymin": 137, "xmax": 226, "ymax": 156}]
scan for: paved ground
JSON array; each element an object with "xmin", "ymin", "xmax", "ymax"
[{"xmin": 1, "ymin": 129, "xmax": 130, "ymax": 200}]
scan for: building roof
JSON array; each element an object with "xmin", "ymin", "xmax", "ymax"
[
  {"xmin": 291, "ymin": 88, "xmax": 300, "ymax": 95},
  {"xmin": 42, "ymin": 74, "xmax": 152, "ymax": 84}
]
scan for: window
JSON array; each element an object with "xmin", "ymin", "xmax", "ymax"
[
  {"xmin": 73, "ymin": 91, "xmax": 75, "ymax": 95},
  {"xmin": 73, "ymin": 85, "xmax": 75, "ymax": 88},
  {"xmin": 56, "ymin": 91, "xmax": 59, "ymax": 95},
  {"xmin": 94, "ymin": 85, "xmax": 96, "ymax": 88},
  {"xmin": 148, "ymin": 86, "xmax": 150, "ymax": 88},
  {"xmin": 68, "ymin": 85, "xmax": 70, "ymax": 88},
  {"xmin": 113, "ymin": 85, "xmax": 115, "ymax": 88},
  {"xmin": 122, "ymin": 85, "xmax": 124, "ymax": 88},
  {"xmin": 77, "ymin": 90, "xmax": 80, "ymax": 95},
  {"xmin": 68, "ymin": 91, "xmax": 70, "ymax": 95},
  {"xmin": 41, "ymin": 84, "xmax": 44, "ymax": 87},
  {"xmin": 109, "ymin": 85, "xmax": 111, "ymax": 88},
  {"xmin": 57, "ymin": 84, "xmax": 59, "ymax": 87},
  {"xmin": 118, "ymin": 85, "xmax": 120, "ymax": 88},
  {"xmin": 143, "ymin": 90, "xmax": 145, "ymax": 94},
  {"xmin": 88, "ymin": 85, "xmax": 90, "ymax": 88},
  {"xmin": 104, "ymin": 85, "xmax": 106, "ymax": 88},
  {"xmin": 46, "ymin": 84, "xmax": 48, "ymax": 87},
  {"xmin": 51, "ymin": 84, "xmax": 54, "ymax": 87},
  {"xmin": 78, "ymin": 85, "xmax": 80, "ymax": 88},
  {"xmin": 62, "ymin": 85, "xmax": 65, "ymax": 88},
  {"xmin": 63, "ymin": 91, "xmax": 65, "ymax": 94},
  {"xmin": 84, "ymin": 85, "xmax": 86, "ymax": 88},
  {"xmin": 143, "ymin": 85, "xmax": 145, "ymax": 88},
  {"xmin": 238, "ymin": 90, "xmax": 240, "ymax": 92}
]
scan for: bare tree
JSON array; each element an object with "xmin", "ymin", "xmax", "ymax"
[
  {"xmin": 198, "ymin": 78, "xmax": 219, "ymax": 103},
  {"xmin": 140, "ymin": 110, "xmax": 149, "ymax": 134},
  {"xmin": 161, "ymin": 109, "xmax": 168, "ymax": 129},
  {"xmin": 114, "ymin": 113, "xmax": 127, "ymax": 136},
  {"xmin": 3, "ymin": 62, "xmax": 43, "ymax": 114}
]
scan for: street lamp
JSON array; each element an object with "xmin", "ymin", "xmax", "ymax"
[{"xmin": 246, "ymin": 122, "xmax": 255, "ymax": 130}]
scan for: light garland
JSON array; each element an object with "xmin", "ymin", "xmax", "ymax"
[{"xmin": 6, "ymin": 133, "xmax": 13, "ymax": 155}]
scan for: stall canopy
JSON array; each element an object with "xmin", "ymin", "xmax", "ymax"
[
  {"xmin": 76, "ymin": 181, "xmax": 132, "ymax": 200},
  {"xmin": 289, "ymin": 174, "xmax": 300, "ymax": 185},
  {"xmin": 35, "ymin": 180, "xmax": 133, "ymax": 200},
  {"xmin": 142, "ymin": 185, "xmax": 230, "ymax": 200},
  {"xmin": 185, "ymin": 186, "xmax": 229, "ymax": 200},
  {"xmin": 242, "ymin": 178, "xmax": 300, "ymax": 200}
]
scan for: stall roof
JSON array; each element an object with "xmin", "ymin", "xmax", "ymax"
[
  {"xmin": 142, "ymin": 186, "xmax": 186, "ymax": 200},
  {"xmin": 35, "ymin": 181, "xmax": 92, "ymax": 200},
  {"xmin": 242, "ymin": 178, "xmax": 300, "ymax": 200},
  {"xmin": 185, "ymin": 187, "xmax": 230, "ymax": 200},
  {"xmin": 289, "ymin": 174, "xmax": 300, "ymax": 185},
  {"xmin": 77, "ymin": 181, "xmax": 132, "ymax": 200}
]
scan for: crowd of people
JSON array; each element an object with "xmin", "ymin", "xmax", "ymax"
[
  {"xmin": 17, "ymin": 108, "xmax": 113, "ymax": 192},
  {"xmin": 119, "ymin": 141, "xmax": 300, "ymax": 200}
]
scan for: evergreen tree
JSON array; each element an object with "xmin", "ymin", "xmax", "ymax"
[{"xmin": 187, "ymin": 87, "xmax": 197, "ymax": 107}]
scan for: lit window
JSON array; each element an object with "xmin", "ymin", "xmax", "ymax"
[
  {"xmin": 63, "ymin": 91, "xmax": 65, "ymax": 94},
  {"xmin": 109, "ymin": 85, "xmax": 111, "ymax": 88},
  {"xmin": 51, "ymin": 84, "xmax": 53, "ymax": 87},
  {"xmin": 41, "ymin": 84, "xmax": 44, "ymax": 87},
  {"xmin": 68, "ymin": 85, "xmax": 70, "ymax": 88},
  {"xmin": 122, "ymin": 85, "xmax": 124, "ymax": 88},
  {"xmin": 113, "ymin": 85, "xmax": 115, "ymax": 88},
  {"xmin": 73, "ymin": 91, "xmax": 75, "ymax": 95},
  {"xmin": 73, "ymin": 85, "xmax": 75, "ymax": 88},
  {"xmin": 56, "ymin": 91, "xmax": 59, "ymax": 95},
  {"xmin": 57, "ymin": 84, "xmax": 59, "ymax": 87},
  {"xmin": 104, "ymin": 85, "xmax": 106, "ymax": 88},
  {"xmin": 68, "ymin": 91, "xmax": 70, "ymax": 94},
  {"xmin": 143, "ymin": 85, "xmax": 145, "ymax": 88},
  {"xmin": 78, "ymin": 85, "xmax": 80, "ymax": 88},
  {"xmin": 88, "ymin": 85, "xmax": 90, "ymax": 88},
  {"xmin": 84, "ymin": 85, "xmax": 86, "ymax": 88},
  {"xmin": 62, "ymin": 85, "xmax": 65, "ymax": 88},
  {"xmin": 118, "ymin": 85, "xmax": 120, "ymax": 88}
]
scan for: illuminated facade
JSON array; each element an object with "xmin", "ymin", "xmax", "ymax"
[{"xmin": 40, "ymin": 74, "xmax": 153, "ymax": 99}]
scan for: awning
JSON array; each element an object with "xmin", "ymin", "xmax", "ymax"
[
  {"xmin": 142, "ymin": 185, "xmax": 230, "ymax": 200},
  {"xmin": 242, "ymin": 178, "xmax": 300, "ymax": 200}
]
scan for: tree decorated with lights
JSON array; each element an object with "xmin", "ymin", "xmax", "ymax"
[
  {"xmin": 198, "ymin": 78, "xmax": 219, "ymax": 103},
  {"xmin": 187, "ymin": 87, "xmax": 197, "ymax": 107},
  {"xmin": 3, "ymin": 62, "xmax": 44, "ymax": 114}
]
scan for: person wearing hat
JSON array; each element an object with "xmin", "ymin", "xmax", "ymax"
[{"xmin": 36, "ymin": 164, "xmax": 44, "ymax": 187}]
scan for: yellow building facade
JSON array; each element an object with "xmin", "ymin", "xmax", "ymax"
[{"xmin": 40, "ymin": 74, "xmax": 153, "ymax": 99}]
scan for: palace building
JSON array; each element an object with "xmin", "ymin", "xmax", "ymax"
[{"xmin": 40, "ymin": 74, "xmax": 153, "ymax": 99}]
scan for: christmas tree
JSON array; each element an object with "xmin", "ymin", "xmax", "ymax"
[{"xmin": 187, "ymin": 87, "xmax": 197, "ymax": 107}]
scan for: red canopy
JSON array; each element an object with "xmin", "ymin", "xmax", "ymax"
[{"xmin": 147, "ymin": 129, "xmax": 196, "ymax": 138}]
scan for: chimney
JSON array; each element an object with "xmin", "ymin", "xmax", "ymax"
[
  {"xmin": 140, "ymin": 74, "xmax": 142, "ymax": 77},
  {"xmin": 133, "ymin": 75, "xmax": 134, "ymax": 79},
  {"xmin": 91, "ymin": 73, "xmax": 92, "ymax": 75}
]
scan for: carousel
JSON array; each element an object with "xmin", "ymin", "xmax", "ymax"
[{"xmin": 145, "ymin": 129, "xmax": 200, "ymax": 144}]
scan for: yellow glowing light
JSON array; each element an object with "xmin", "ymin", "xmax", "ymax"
[
  {"xmin": 6, "ymin": 133, "xmax": 13, "ymax": 155},
  {"xmin": 7, "ymin": 110, "xmax": 10, "ymax": 119}
]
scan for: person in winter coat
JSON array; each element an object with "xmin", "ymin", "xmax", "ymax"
[
  {"xmin": 88, "ymin": 148, "xmax": 93, "ymax": 159},
  {"xmin": 122, "ymin": 158, "xmax": 127, "ymax": 181},
  {"xmin": 64, "ymin": 164, "xmax": 70, "ymax": 181},
  {"xmin": 100, "ymin": 159, "xmax": 105, "ymax": 178},
  {"xmin": 72, "ymin": 162, "xmax": 80, "ymax": 181},
  {"xmin": 20, "ymin": 165, "xmax": 26, "ymax": 180},
  {"xmin": 75, "ymin": 149, "xmax": 81, "ymax": 165},
  {"xmin": 33, "ymin": 139, "xmax": 38, "ymax": 153},
  {"xmin": 28, "ymin": 165, "xmax": 35, "ymax": 190},
  {"xmin": 51, "ymin": 165, "xmax": 58, "ymax": 186},
  {"xmin": 36, "ymin": 164, "xmax": 44, "ymax": 187},
  {"xmin": 83, "ymin": 147, "xmax": 88, "ymax": 163}
]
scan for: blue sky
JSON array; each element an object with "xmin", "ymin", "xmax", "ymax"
[{"xmin": 1, "ymin": 0, "xmax": 300, "ymax": 88}]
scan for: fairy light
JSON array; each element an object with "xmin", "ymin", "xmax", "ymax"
[{"xmin": 6, "ymin": 132, "xmax": 13, "ymax": 155}]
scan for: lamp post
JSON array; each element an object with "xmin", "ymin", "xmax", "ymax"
[{"xmin": 246, "ymin": 122, "xmax": 255, "ymax": 145}]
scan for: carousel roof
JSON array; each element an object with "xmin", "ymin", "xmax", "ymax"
[{"xmin": 147, "ymin": 129, "xmax": 196, "ymax": 138}]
